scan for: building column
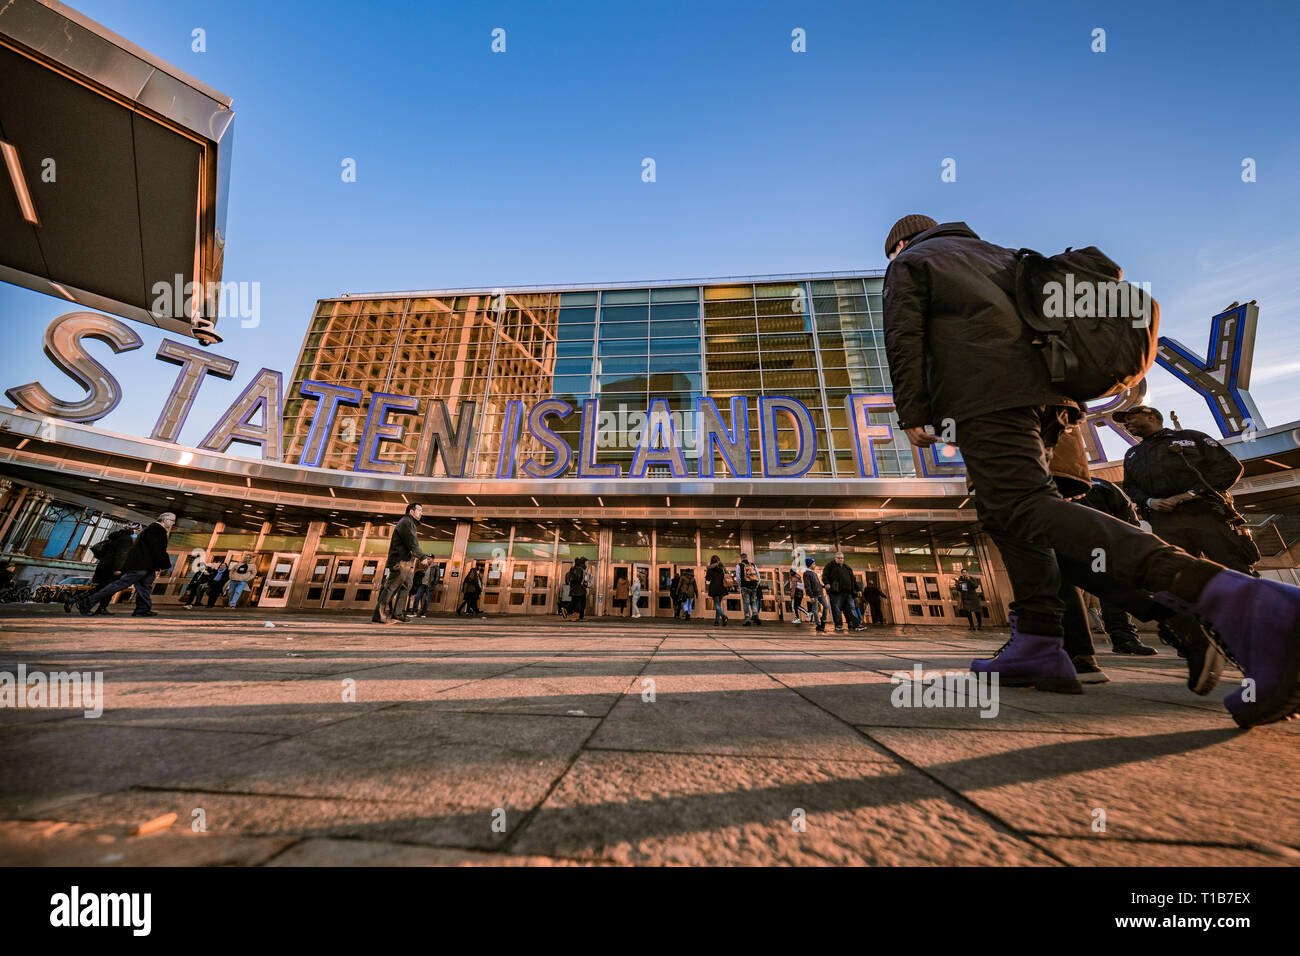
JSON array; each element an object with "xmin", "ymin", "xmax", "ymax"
[
  {"xmin": 0, "ymin": 486, "xmax": 30, "ymax": 548},
  {"xmin": 877, "ymin": 532, "xmax": 907, "ymax": 627},
  {"xmin": 253, "ymin": 520, "xmax": 271, "ymax": 553},
  {"xmin": 204, "ymin": 521, "xmax": 224, "ymax": 557},
  {"xmin": 440, "ymin": 520, "xmax": 472, "ymax": 612},
  {"xmin": 973, "ymin": 532, "xmax": 1009, "ymax": 627},
  {"xmin": 596, "ymin": 525, "xmax": 613, "ymax": 615},
  {"xmin": 287, "ymin": 520, "xmax": 325, "ymax": 608},
  {"xmin": 11, "ymin": 493, "xmax": 52, "ymax": 554}
]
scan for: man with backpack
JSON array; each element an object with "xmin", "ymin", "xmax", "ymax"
[
  {"xmin": 882, "ymin": 215, "xmax": 1300, "ymax": 726},
  {"xmin": 736, "ymin": 553, "xmax": 762, "ymax": 626},
  {"xmin": 69, "ymin": 524, "xmax": 135, "ymax": 615}
]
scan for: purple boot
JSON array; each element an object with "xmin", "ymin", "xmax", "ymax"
[
  {"xmin": 1160, "ymin": 569, "xmax": 1300, "ymax": 728},
  {"xmin": 971, "ymin": 615, "xmax": 1083, "ymax": 694}
]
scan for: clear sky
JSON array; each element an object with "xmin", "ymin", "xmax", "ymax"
[{"xmin": 2, "ymin": 0, "xmax": 1297, "ymax": 460}]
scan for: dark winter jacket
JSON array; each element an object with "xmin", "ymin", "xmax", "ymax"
[
  {"xmin": 882, "ymin": 222, "xmax": 1079, "ymax": 431},
  {"xmin": 1121, "ymin": 428, "xmax": 1243, "ymax": 511},
  {"xmin": 1081, "ymin": 477, "xmax": 1140, "ymax": 525},
  {"xmin": 565, "ymin": 563, "xmax": 587, "ymax": 597},
  {"xmin": 954, "ymin": 575, "xmax": 983, "ymax": 611},
  {"xmin": 121, "ymin": 522, "xmax": 172, "ymax": 573},
  {"xmin": 92, "ymin": 528, "xmax": 134, "ymax": 584},
  {"xmin": 705, "ymin": 563, "xmax": 727, "ymax": 598},
  {"xmin": 822, "ymin": 560, "xmax": 857, "ymax": 596},
  {"xmin": 802, "ymin": 568, "xmax": 825, "ymax": 598},
  {"xmin": 387, "ymin": 514, "xmax": 426, "ymax": 564}
]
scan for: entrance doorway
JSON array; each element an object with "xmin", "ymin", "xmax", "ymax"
[
  {"xmin": 258, "ymin": 552, "xmax": 298, "ymax": 607},
  {"xmin": 506, "ymin": 560, "xmax": 554, "ymax": 614},
  {"xmin": 305, "ymin": 554, "xmax": 384, "ymax": 609},
  {"xmin": 901, "ymin": 572, "xmax": 949, "ymax": 622}
]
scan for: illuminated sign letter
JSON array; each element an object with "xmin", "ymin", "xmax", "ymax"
[
  {"xmin": 297, "ymin": 380, "xmax": 363, "ymax": 467},
  {"xmin": 415, "ymin": 400, "xmax": 477, "ymax": 478},
  {"xmin": 577, "ymin": 399, "xmax": 619, "ymax": 478},
  {"xmin": 521, "ymin": 399, "xmax": 573, "ymax": 479},
  {"xmin": 1155, "ymin": 302, "xmax": 1263, "ymax": 437},
  {"xmin": 696, "ymin": 396, "xmax": 751, "ymax": 478},
  {"xmin": 495, "ymin": 400, "xmax": 526, "ymax": 479},
  {"xmin": 758, "ymin": 396, "xmax": 816, "ymax": 478},
  {"xmin": 353, "ymin": 392, "xmax": 419, "ymax": 475},
  {"xmin": 151, "ymin": 339, "xmax": 239, "ymax": 442},
  {"xmin": 199, "ymin": 369, "xmax": 285, "ymax": 461},
  {"xmin": 630, "ymin": 398, "xmax": 688, "ymax": 478},
  {"xmin": 1077, "ymin": 380, "xmax": 1147, "ymax": 463},
  {"xmin": 6, "ymin": 312, "xmax": 141, "ymax": 422},
  {"xmin": 844, "ymin": 394, "xmax": 895, "ymax": 477}
]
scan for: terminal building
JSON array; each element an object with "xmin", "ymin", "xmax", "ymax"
[{"xmin": 2, "ymin": 1, "xmax": 1297, "ymax": 626}]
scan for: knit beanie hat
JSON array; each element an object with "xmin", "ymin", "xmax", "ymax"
[
  {"xmin": 885, "ymin": 214, "xmax": 938, "ymax": 256},
  {"xmin": 805, "ymin": 557, "xmax": 815, "ymax": 567}
]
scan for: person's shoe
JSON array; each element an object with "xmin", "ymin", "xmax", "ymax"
[
  {"xmin": 971, "ymin": 615, "xmax": 1083, "ymax": 694},
  {"xmin": 852, "ymin": 624, "xmax": 869, "ymax": 632},
  {"xmin": 1157, "ymin": 614, "xmax": 1224, "ymax": 696},
  {"xmin": 1111, "ymin": 635, "xmax": 1158, "ymax": 656},
  {"xmin": 132, "ymin": 610, "xmax": 158, "ymax": 617},
  {"xmin": 63, "ymin": 598, "xmax": 72, "ymax": 614},
  {"xmin": 1158, "ymin": 569, "xmax": 1300, "ymax": 727},
  {"xmin": 371, "ymin": 615, "xmax": 386, "ymax": 624},
  {"xmin": 792, "ymin": 618, "xmax": 802, "ymax": 626},
  {"xmin": 92, "ymin": 607, "xmax": 110, "ymax": 616},
  {"xmin": 74, "ymin": 597, "xmax": 91, "ymax": 616},
  {"xmin": 743, "ymin": 618, "xmax": 751, "ymax": 626},
  {"xmin": 1071, "ymin": 654, "xmax": 1111, "ymax": 684},
  {"xmin": 393, "ymin": 615, "xmax": 412, "ymax": 623},
  {"xmin": 753, "ymin": 618, "xmax": 762, "ymax": 627},
  {"xmin": 815, "ymin": 624, "xmax": 826, "ymax": 632}
]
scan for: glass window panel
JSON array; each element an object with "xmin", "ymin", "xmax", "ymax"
[
  {"xmin": 651, "ymin": 286, "xmax": 699, "ymax": 303},
  {"xmin": 599, "ymin": 320, "xmax": 650, "ymax": 339},
  {"xmin": 650, "ymin": 371, "xmax": 701, "ymax": 392},
  {"xmin": 704, "ymin": 300, "xmax": 756, "ymax": 318},
  {"xmin": 598, "ymin": 374, "xmax": 647, "ymax": 393},
  {"xmin": 649, "ymin": 335, "xmax": 701, "ymax": 354},
  {"xmin": 598, "ymin": 338, "xmax": 649, "ymax": 356},
  {"xmin": 557, "ymin": 323, "xmax": 595, "ymax": 341},
  {"xmin": 650, "ymin": 303, "xmax": 699, "ymax": 320},
  {"xmin": 649, "ymin": 353, "xmax": 699, "ymax": 372},
  {"xmin": 755, "ymin": 282, "xmax": 801, "ymax": 299},
  {"xmin": 556, "ymin": 339, "xmax": 594, "ymax": 357},
  {"xmin": 811, "ymin": 278, "xmax": 865, "ymax": 296},
  {"xmin": 559, "ymin": 307, "xmax": 597, "ymax": 323},
  {"xmin": 600, "ymin": 305, "xmax": 648, "ymax": 322},
  {"xmin": 554, "ymin": 358, "xmax": 594, "ymax": 376},
  {"xmin": 552, "ymin": 375, "xmax": 592, "ymax": 394},
  {"xmin": 650, "ymin": 320, "xmax": 699, "ymax": 337},
  {"xmin": 560, "ymin": 292, "xmax": 597, "ymax": 306},
  {"xmin": 705, "ymin": 352, "xmax": 760, "ymax": 372},
  {"xmin": 757, "ymin": 298, "xmax": 807, "ymax": 317},
  {"xmin": 602, "ymin": 289, "xmax": 649, "ymax": 304},
  {"xmin": 597, "ymin": 356, "xmax": 647, "ymax": 375},
  {"xmin": 704, "ymin": 285, "xmax": 752, "ymax": 300}
]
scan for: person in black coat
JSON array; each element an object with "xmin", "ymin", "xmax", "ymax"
[
  {"xmin": 86, "ymin": 526, "xmax": 135, "ymax": 615},
  {"xmin": 374, "ymin": 503, "xmax": 430, "ymax": 623},
  {"xmin": 76, "ymin": 513, "xmax": 176, "ymax": 617},
  {"xmin": 705, "ymin": 555, "xmax": 729, "ymax": 626},
  {"xmin": 206, "ymin": 562, "xmax": 230, "ymax": 608}
]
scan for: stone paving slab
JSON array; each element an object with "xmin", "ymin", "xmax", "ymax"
[{"xmin": 1, "ymin": 605, "xmax": 1296, "ymax": 865}]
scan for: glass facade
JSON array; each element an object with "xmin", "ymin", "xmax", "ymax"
[{"xmin": 286, "ymin": 273, "xmax": 923, "ymax": 479}]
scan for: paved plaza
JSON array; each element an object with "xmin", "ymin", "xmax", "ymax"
[{"xmin": 0, "ymin": 605, "xmax": 1297, "ymax": 866}]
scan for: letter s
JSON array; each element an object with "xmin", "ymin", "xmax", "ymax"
[{"xmin": 6, "ymin": 312, "xmax": 142, "ymax": 421}]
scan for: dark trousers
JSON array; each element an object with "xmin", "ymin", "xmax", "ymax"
[
  {"xmin": 956, "ymin": 406, "xmax": 1205, "ymax": 635},
  {"xmin": 1060, "ymin": 582, "xmax": 1096, "ymax": 659},
  {"xmin": 181, "ymin": 579, "xmax": 205, "ymax": 606},
  {"xmin": 374, "ymin": 561, "xmax": 413, "ymax": 622},
  {"xmin": 570, "ymin": 594, "xmax": 586, "ymax": 620},
  {"xmin": 206, "ymin": 581, "xmax": 226, "ymax": 607},
  {"xmin": 830, "ymin": 592, "xmax": 859, "ymax": 627},
  {"xmin": 1099, "ymin": 599, "xmax": 1139, "ymax": 644},
  {"xmin": 1148, "ymin": 510, "xmax": 1254, "ymax": 574},
  {"xmin": 409, "ymin": 584, "xmax": 430, "ymax": 615},
  {"xmin": 866, "ymin": 597, "xmax": 885, "ymax": 624},
  {"xmin": 84, "ymin": 570, "xmax": 155, "ymax": 614},
  {"xmin": 962, "ymin": 607, "xmax": 982, "ymax": 629}
]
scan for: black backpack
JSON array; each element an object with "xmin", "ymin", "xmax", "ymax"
[{"xmin": 1012, "ymin": 246, "xmax": 1159, "ymax": 402}]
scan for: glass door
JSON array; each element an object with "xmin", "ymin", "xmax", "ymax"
[
  {"xmin": 258, "ymin": 553, "xmax": 298, "ymax": 608},
  {"xmin": 480, "ymin": 559, "xmax": 505, "ymax": 612},
  {"xmin": 901, "ymin": 573, "xmax": 948, "ymax": 621}
]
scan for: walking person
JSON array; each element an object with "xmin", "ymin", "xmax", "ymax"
[
  {"xmin": 802, "ymin": 558, "xmax": 828, "ymax": 633},
  {"xmin": 823, "ymin": 552, "xmax": 865, "ymax": 631},
  {"xmin": 954, "ymin": 568, "xmax": 984, "ymax": 631},
  {"xmin": 455, "ymin": 565, "xmax": 484, "ymax": 617},
  {"xmin": 882, "ymin": 214, "xmax": 1300, "ymax": 724},
  {"xmin": 372, "ymin": 503, "xmax": 429, "ymax": 624},
  {"xmin": 669, "ymin": 566, "xmax": 682, "ymax": 619},
  {"xmin": 564, "ymin": 557, "xmax": 589, "ymax": 621},
  {"xmin": 630, "ymin": 567, "xmax": 643, "ymax": 618},
  {"xmin": 407, "ymin": 566, "xmax": 426, "ymax": 616},
  {"xmin": 706, "ymin": 555, "xmax": 729, "ymax": 626},
  {"xmin": 75, "ymin": 513, "xmax": 176, "ymax": 617},
  {"xmin": 69, "ymin": 524, "xmax": 135, "ymax": 616},
  {"xmin": 789, "ymin": 568, "xmax": 809, "ymax": 624},
  {"xmin": 863, "ymin": 578, "xmax": 887, "ymax": 626},
  {"xmin": 614, "ymin": 572, "xmax": 629, "ymax": 617},
  {"xmin": 558, "ymin": 576, "xmax": 572, "ymax": 618},
  {"xmin": 678, "ymin": 567, "xmax": 698, "ymax": 620},
  {"xmin": 736, "ymin": 553, "xmax": 761, "ymax": 626},
  {"xmin": 226, "ymin": 557, "xmax": 256, "ymax": 609}
]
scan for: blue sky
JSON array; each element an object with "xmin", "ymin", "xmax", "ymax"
[{"xmin": 3, "ymin": 0, "xmax": 1298, "ymax": 459}]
